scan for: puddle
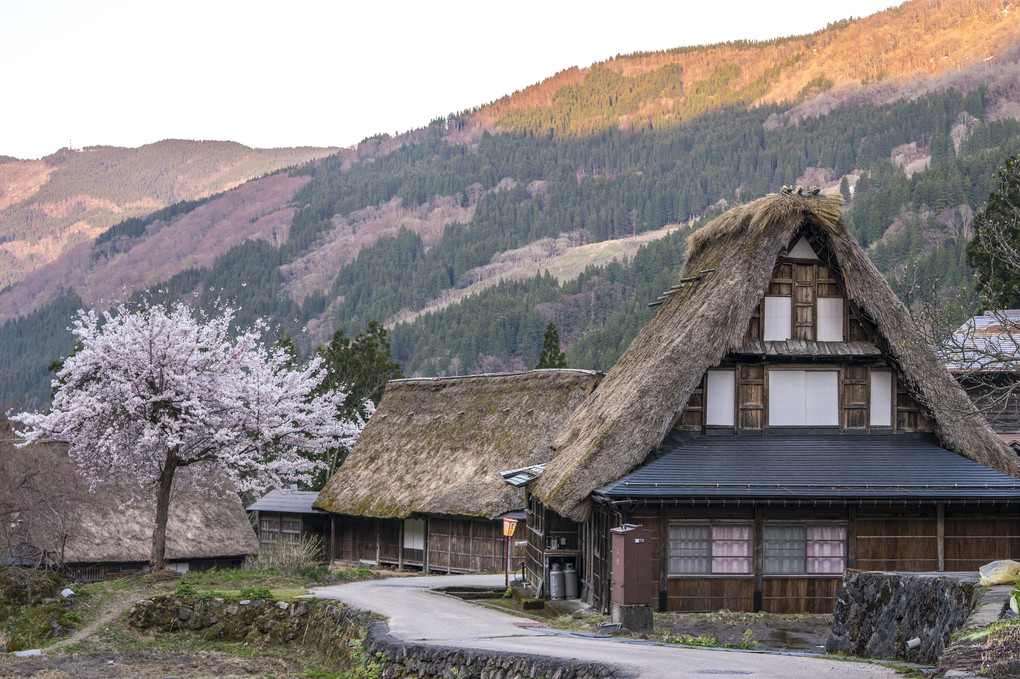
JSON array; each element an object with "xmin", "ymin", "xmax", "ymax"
[{"xmin": 760, "ymin": 628, "xmax": 827, "ymax": 652}]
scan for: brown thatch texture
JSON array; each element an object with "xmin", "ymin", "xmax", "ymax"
[
  {"xmin": 535, "ymin": 194, "xmax": 1020, "ymax": 521},
  {"xmin": 0, "ymin": 438, "xmax": 258, "ymax": 564},
  {"xmin": 313, "ymin": 370, "xmax": 601, "ymax": 519}
]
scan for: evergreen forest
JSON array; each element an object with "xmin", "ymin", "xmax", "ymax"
[{"xmin": 3, "ymin": 35, "xmax": 1020, "ymax": 408}]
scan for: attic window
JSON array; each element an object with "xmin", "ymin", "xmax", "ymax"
[
  {"xmin": 787, "ymin": 237, "xmax": 820, "ymax": 260},
  {"xmin": 768, "ymin": 370, "xmax": 838, "ymax": 426},
  {"xmin": 870, "ymin": 370, "xmax": 892, "ymax": 427},
  {"xmin": 705, "ymin": 370, "xmax": 735, "ymax": 427},
  {"xmin": 763, "ymin": 297, "xmax": 793, "ymax": 341},
  {"xmin": 817, "ymin": 297, "xmax": 844, "ymax": 342}
]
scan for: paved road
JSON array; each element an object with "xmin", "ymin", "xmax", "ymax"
[{"xmin": 314, "ymin": 574, "xmax": 897, "ymax": 679}]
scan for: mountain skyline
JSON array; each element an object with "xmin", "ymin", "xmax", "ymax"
[{"xmin": 2, "ymin": 0, "xmax": 897, "ymax": 160}]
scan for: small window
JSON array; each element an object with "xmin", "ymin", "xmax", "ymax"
[
  {"xmin": 403, "ymin": 518, "xmax": 425, "ymax": 550},
  {"xmin": 669, "ymin": 524, "xmax": 752, "ymax": 574},
  {"xmin": 817, "ymin": 297, "xmax": 844, "ymax": 342},
  {"xmin": 764, "ymin": 524, "xmax": 846, "ymax": 575},
  {"xmin": 870, "ymin": 370, "xmax": 892, "ymax": 427},
  {"xmin": 763, "ymin": 296, "xmax": 792, "ymax": 341},
  {"xmin": 705, "ymin": 370, "xmax": 735, "ymax": 426},
  {"xmin": 768, "ymin": 370, "xmax": 838, "ymax": 426}
]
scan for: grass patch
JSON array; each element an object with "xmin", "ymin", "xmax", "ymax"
[{"xmin": 953, "ymin": 618, "xmax": 1020, "ymax": 643}]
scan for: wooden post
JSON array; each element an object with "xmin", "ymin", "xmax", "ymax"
[
  {"xmin": 398, "ymin": 520, "xmax": 405, "ymax": 571},
  {"xmin": 375, "ymin": 519, "xmax": 381, "ymax": 566},
  {"xmin": 936, "ymin": 503, "xmax": 945, "ymax": 572},
  {"xmin": 658, "ymin": 505, "xmax": 668, "ymax": 612},
  {"xmin": 424, "ymin": 517, "xmax": 431, "ymax": 573},
  {"xmin": 847, "ymin": 505, "xmax": 857, "ymax": 569},
  {"xmin": 330, "ymin": 515, "xmax": 336, "ymax": 563},
  {"xmin": 753, "ymin": 506, "xmax": 764, "ymax": 613},
  {"xmin": 505, "ymin": 535, "xmax": 510, "ymax": 589}
]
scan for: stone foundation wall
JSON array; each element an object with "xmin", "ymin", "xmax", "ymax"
[
  {"xmin": 129, "ymin": 596, "xmax": 627, "ymax": 678},
  {"xmin": 826, "ymin": 571, "xmax": 977, "ymax": 665}
]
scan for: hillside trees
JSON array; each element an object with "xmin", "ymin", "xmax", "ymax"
[
  {"xmin": 10, "ymin": 300, "xmax": 362, "ymax": 571},
  {"xmin": 536, "ymin": 322, "xmax": 568, "ymax": 369},
  {"xmin": 314, "ymin": 320, "xmax": 401, "ymax": 483},
  {"xmin": 966, "ymin": 155, "xmax": 1020, "ymax": 309}
]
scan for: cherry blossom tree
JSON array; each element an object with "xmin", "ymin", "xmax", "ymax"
[{"xmin": 11, "ymin": 300, "xmax": 363, "ymax": 571}]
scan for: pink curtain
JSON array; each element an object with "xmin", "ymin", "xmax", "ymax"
[
  {"xmin": 711, "ymin": 525, "xmax": 752, "ymax": 574},
  {"xmin": 806, "ymin": 525, "xmax": 847, "ymax": 574}
]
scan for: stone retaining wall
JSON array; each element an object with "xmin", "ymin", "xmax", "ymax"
[
  {"xmin": 129, "ymin": 596, "xmax": 627, "ymax": 678},
  {"xmin": 826, "ymin": 571, "xmax": 978, "ymax": 665}
]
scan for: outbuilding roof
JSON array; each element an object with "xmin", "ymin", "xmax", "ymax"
[
  {"xmin": 247, "ymin": 489, "xmax": 325, "ymax": 514},
  {"xmin": 314, "ymin": 370, "xmax": 601, "ymax": 520}
]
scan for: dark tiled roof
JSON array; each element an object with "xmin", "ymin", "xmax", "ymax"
[
  {"xmin": 596, "ymin": 435, "xmax": 1020, "ymax": 502},
  {"xmin": 247, "ymin": 489, "xmax": 326, "ymax": 514}
]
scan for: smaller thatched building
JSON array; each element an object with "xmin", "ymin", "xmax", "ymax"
[
  {"xmin": 0, "ymin": 437, "xmax": 258, "ymax": 581},
  {"xmin": 527, "ymin": 194, "xmax": 1020, "ymax": 614},
  {"xmin": 313, "ymin": 370, "xmax": 601, "ymax": 572}
]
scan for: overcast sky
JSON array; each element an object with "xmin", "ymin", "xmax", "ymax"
[{"xmin": 1, "ymin": 1, "xmax": 898, "ymax": 160}]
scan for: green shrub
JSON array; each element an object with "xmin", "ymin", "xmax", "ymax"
[
  {"xmin": 238, "ymin": 586, "xmax": 272, "ymax": 599},
  {"xmin": 175, "ymin": 580, "xmax": 197, "ymax": 598}
]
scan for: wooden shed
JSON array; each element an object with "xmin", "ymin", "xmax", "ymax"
[
  {"xmin": 313, "ymin": 370, "xmax": 601, "ymax": 572},
  {"xmin": 247, "ymin": 489, "xmax": 331, "ymax": 559},
  {"xmin": 529, "ymin": 193, "xmax": 1020, "ymax": 613}
]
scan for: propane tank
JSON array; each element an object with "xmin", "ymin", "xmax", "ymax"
[
  {"xmin": 549, "ymin": 562, "xmax": 565, "ymax": 600},
  {"xmin": 563, "ymin": 561, "xmax": 579, "ymax": 599}
]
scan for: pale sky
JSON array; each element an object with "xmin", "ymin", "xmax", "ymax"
[{"xmin": 1, "ymin": 1, "xmax": 898, "ymax": 160}]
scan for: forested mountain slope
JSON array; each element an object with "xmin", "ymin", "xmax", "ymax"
[
  {"xmin": 0, "ymin": 140, "xmax": 339, "ymax": 288},
  {"xmin": 3, "ymin": 0, "xmax": 1020, "ymax": 409}
]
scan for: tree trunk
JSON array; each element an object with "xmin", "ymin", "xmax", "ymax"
[{"xmin": 150, "ymin": 451, "xmax": 178, "ymax": 572}]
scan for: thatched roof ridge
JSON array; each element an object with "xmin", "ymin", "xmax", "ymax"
[
  {"xmin": 534, "ymin": 194, "xmax": 1019, "ymax": 521},
  {"xmin": 313, "ymin": 369, "xmax": 602, "ymax": 520},
  {"xmin": 0, "ymin": 438, "xmax": 258, "ymax": 564}
]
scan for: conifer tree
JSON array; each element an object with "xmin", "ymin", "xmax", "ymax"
[{"xmin": 536, "ymin": 321, "xmax": 568, "ymax": 369}]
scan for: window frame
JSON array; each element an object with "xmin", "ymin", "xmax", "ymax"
[
  {"xmin": 667, "ymin": 521, "xmax": 754, "ymax": 577},
  {"xmin": 767, "ymin": 368, "xmax": 840, "ymax": 427},
  {"xmin": 763, "ymin": 522, "xmax": 848, "ymax": 576},
  {"xmin": 705, "ymin": 369, "xmax": 736, "ymax": 427}
]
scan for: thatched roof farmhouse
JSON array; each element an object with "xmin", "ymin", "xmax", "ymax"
[{"xmin": 535, "ymin": 194, "xmax": 1019, "ymax": 522}]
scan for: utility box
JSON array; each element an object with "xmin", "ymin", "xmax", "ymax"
[{"xmin": 610, "ymin": 524, "xmax": 653, "ymax": 605}]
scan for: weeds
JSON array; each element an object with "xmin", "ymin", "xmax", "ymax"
[
  {"xmin": 244, "ymin": 535, "xmax": 324, "ymax": 573},
  {"xmin": 661, "ymin": 629, "xmax": 759, "ymax": 650}
]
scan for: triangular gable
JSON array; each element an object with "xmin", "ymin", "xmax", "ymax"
[
  {"xmin": 787, "ymin": 236, "xmax": 820, "ymax": 260},
  {"xmin": 534, "ymin": 194, "xmax": 1019, "ymax": 522}
]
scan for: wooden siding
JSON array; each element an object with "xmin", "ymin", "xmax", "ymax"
[
  {"xmin": 762, "ymin": 577, "xmax": 841, "ymax": 614},
  {"xmin": 896, "ymin": 384, "xmax": 933, "ymax": 432},
  {"xmin": 945, "ymin": 515, "xmax": 1020, "ymax": 571},
  {"xmin": 428, "ymin": 518, "xmax": 506, "ymax": 573},
  {"xmin": 667, "ymin": 577, "xmax": 755, "ymax": 611},
  {"xmin": 738, "ymin": 364, "xmax": 764, "ymax": 430},
  {"xmin": 855, "ymin": 516, "xmax": 938, "ymax": 571},
  {"xmin": 843, "ymin": 365, "xmax": 869, "ymax": 429}
]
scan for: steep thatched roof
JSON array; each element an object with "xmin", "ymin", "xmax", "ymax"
[
  {"xmin": 534, "ymin": 194, "xmax": 1020, "ymax": 521},
  {"xmin": 313, "ymin": 370, "xmax": 602, "ymax": 520},
  {"xmin": 0, "ymin": 438, "xmax": 258, "ymax": 564}
]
